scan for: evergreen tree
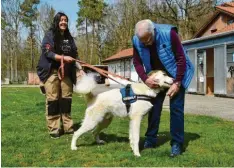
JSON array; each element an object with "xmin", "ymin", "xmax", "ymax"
[{"xmin": 77, "ymin": 0, "xmax": 107, "ymax": 64}]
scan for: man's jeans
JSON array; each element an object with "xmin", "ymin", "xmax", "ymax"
[{"xmin": 145, "ymin": 86, "xmax": 185, "ymax": 146}]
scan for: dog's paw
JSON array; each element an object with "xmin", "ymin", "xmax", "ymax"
[
  {"xmin": 97, "ymin": 140, "xmax": 106, "ymax": 144},
  {"xmin": 71, "ymin": 146, "xmax": 78, "ymax": 150},
  {"xmin": 134, "ymin": 152, "xmax": 141, "ymax": 157}
]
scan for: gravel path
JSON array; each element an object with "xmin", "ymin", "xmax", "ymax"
[
  {"xmin": 3, "ymin": 84, "xmax": 234, "ymax": 121},
  {"xmin": 93, "ymin": 84, "xmax": 234, "ymax": 121},
  {"xmin": 163, "ymin": 94, "xmax": 234, "ymax": 121}
]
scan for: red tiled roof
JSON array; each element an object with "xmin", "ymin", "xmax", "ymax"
[
  {"xmin": 214, "ymin": 23, "xmax": 234, "ymax": 34},
  {"xmin": 103, "ymin": 48, "xmax": 133, "ymax": 63},
  {"xmin": 193, "ymin": 2, "xmax": 234, "ymax": 38},
  {"xmin": 216, "ymin": 6, "xmax": 234, "ymax": 15},
  {"xmin": 216, "ymin": 2, "xmax": 234, "ymax": 15}
]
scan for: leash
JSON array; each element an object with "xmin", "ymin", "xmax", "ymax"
[
  {"xmin": 58, "ymin": 55, "xmax": 65, "ymax": 80},
  {"xmin": 77, "ymin": 59, "xmax": 134, "ymax": 85},
  {"xmin": 58, "ymin": 57, "xmax": 134, "ymax": 85}
]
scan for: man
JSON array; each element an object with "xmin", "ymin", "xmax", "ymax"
[{"xmin": 132, "ymin": 19, "xmax": 194, "ymax": 157}]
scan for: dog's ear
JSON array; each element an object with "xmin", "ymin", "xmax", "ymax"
[
  {"xmin": 147, "ymin": 70, "xmax": 158, "ymax": 77},
  {"xmin": 147, "ymin": 70, "xmax": 167, "ymax": 77}
]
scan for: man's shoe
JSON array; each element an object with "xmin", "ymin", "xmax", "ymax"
[
  {"xmin": 143, "ymin": 141, "xmax": 156, "ymax": 149},
  {"xmin": 170, "ymin": 143, "xmax": 182, "ymax": 157},
  {"xmin": 50, "ymin": 133, "xmax": 60, "ymax": 139}
]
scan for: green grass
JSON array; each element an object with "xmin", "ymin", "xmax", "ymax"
[{"xmin": 1, "ymin": 87, "xmax": 234, "ymax": 167}]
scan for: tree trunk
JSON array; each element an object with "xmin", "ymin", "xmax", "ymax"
[
  {"xmin": 7, "ymin": 49, "xmax": 10, "ymax": 79},
  {"xmin": 97, "ymin": 23, "xmax": 102, "ymax": 65},
  {"xmin": 14, "ymin": 30, "xmax": 18, "ymax": 82},
  {"xmin": 90, "ymin": 21, "xmax": 95, "ymax": 64},
  {"xmin": 30, "ymin": 26, "xmax": 34, "ymax": 70},
  {"xmin": 85, "ymin": 18, "xmax": 89, "ymax": 63},
  {"xmin": 10, "ymin": 46, "xmax": 14, "ymax": 82}
]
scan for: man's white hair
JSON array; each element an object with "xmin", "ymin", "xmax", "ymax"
[{"xmin": 135, "ymin": 19, "xmax": 154, "ymax": 38}]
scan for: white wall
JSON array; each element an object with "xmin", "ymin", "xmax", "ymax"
[
  {"xmin": 108, "ymin": 61, "xmax": 121, "ymax": 84},
  {"xmin": 107, "ymin": 58, "xmax": 141, "ymax": 84},
  {"xmin": 130, "ymin": 59, "xmax": 141, "ymax": 82}
]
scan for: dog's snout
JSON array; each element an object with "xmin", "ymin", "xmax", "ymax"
[{"xmin": 168, "ymin": 78, "xmax": 174, "ymax": 84}]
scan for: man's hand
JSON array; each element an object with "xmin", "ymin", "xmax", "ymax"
[
  {"xmin": 64, "ymin": 56, "xmax": 75, "ymax": 63},
  {"xmin": 166, "ymin": 83, "xmax": 180, "ymax": 98},
  {"xmin": 145, "ymin": 77, "xmax": 159, "ymax": 88}
]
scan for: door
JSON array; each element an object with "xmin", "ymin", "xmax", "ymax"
[{"xmin": 206, "ymin": 48, "xmax": 214, "ymax": 95}]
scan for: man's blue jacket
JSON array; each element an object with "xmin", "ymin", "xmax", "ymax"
[{"xmin": 132, "ymin": 23, "xmax": 194, "ymax": 89}]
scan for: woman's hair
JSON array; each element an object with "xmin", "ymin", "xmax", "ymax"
[{"xmin": 49, "ymin": 12, "xmax": 72, "ymax": 49}]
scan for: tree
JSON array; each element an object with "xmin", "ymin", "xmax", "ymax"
[
  {"xmin": 77, "ymin": 0, "xmax": 107, "ymax": 64},
  {"xmin": 77, "ymin": 0, "xmax": 90, "ymax": 63},
  {"xmin": 153, "ymin": 0, "xmax": 221, "ymax": 40},
  {"xmin": 1, "ymin": 0, "xmax": 22, "ymax": 82},
  {"xmin": 37, "ymin": 3, "xmax": 55, "ymax": 44},
  {"xmin": 100, "ymin": 0, "xmax": 152, "ymax": 60},
  {"xmin": 20, "ymin": 0, "xmax": 40, "ymax": 70}
]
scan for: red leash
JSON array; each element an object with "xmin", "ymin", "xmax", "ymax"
[
  {"xmin": 77, "ymin": 60, "xmax": 132, "ymax": 85},
  {"xmin": 58, "ymin": 55, "xmax": 65, "ymax": 80},
  {"xmin": 58, "ymin": 57, "xmax": 133, "ymax": 84}
]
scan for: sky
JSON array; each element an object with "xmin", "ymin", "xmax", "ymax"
[
  {"xmin": 39, "ymin": 0, "xmax": 231, "ymax": 35},
  {"xmin": 21, "ymin": 0, "xmax": 232, "ymax": 39}
]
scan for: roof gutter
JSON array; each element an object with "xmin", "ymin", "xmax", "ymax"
[
  {"xmin": 102, "ymin": 55, "xmax": 132, "ymax": 63},
  {"xmin": 182, "ymin": 30, "xmax": 234, "ymax": 45}
]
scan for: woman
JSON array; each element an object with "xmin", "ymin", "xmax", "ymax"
[{"xmin": 37, "ymin": 12, "xmax": 85, "ymax": 139}]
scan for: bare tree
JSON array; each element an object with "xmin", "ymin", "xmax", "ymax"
[
  {"xmin": 1, "ymin": 0, "xmax": 22, "ymax": 82},
  {"xmin": 36, "ymin": 3, "xmax": 55, "ymax": 44},
  {"xmin": 153, "ymin": 0, "xmax": 221, "ymax": 40}
]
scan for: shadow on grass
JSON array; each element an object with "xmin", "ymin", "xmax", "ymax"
[
  {"xmin": 99, "ymin": 132, "xmax": 129, "ymax": 143},
  {"xmin": 184, "ymin": 132, "xmax": 200, "ymax": 151},
  {"xmin": 75, "ymin": 132, "xmax": 129, "ymax": 147},
  {"xmin": 139, "ymin": 131, "xmax": 200, "ymax": 151},
  {"xmin": 73, "ymin": 122, "xmax": 82, "ymax": 131},
  {"xmin": 73, "ymin": 128, "xmax": 200, "ymax": 151}
]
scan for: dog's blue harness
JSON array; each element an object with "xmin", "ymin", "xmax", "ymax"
[{"xmin": 120, "ymin": 84, "xmax": 152, "ymax": 113}]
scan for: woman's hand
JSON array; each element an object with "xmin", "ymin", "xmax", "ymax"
[
  {"xmin": 63, "ymin": 56, "xmax": 75, "ymax": 63},
  {"xmin": 79, "ymin": 69, "xmax": 85, "ymax": 76},
  {"xmin": 76, "ymin": 69, "xmax": 85, "ymax": 79}
]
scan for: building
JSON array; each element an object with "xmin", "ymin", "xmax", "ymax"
[
  {"xmin": 103, "ymin": 2, "xmax": 234, "ymax": 97},
  {"xmin": 183, "ymin": 2, "xmax": 234, "ymax": 97},
  {"xmin": 102, "ymin": 48, "xmax": 141, "ymax": 84}
]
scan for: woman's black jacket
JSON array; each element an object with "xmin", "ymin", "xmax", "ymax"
[{"xmin": 37, "ymin": 30, "xmax": 78, "ymax": 84}]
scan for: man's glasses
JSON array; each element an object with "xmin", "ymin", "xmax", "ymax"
[{"xmin": 140, "ymin": 34, "xmax": 153, "ymax": 46}]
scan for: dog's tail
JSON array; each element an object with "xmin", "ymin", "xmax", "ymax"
[{"xmin": 75, "ymin": 73, "xmax": 97, "ymax": 94}]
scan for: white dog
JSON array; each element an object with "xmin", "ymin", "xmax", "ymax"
[{"xmin": 71, "ymin": 70, "xmax": 173, "ymax": 157}]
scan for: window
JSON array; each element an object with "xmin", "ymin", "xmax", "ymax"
[{"xmin": 227, "ymin": 19, "xmax": 234, "ymax": 25}]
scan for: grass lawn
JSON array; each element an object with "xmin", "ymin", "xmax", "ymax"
[{"xmin": 1, "ymin": 87, "xmax": 234, "ymax": 167}]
